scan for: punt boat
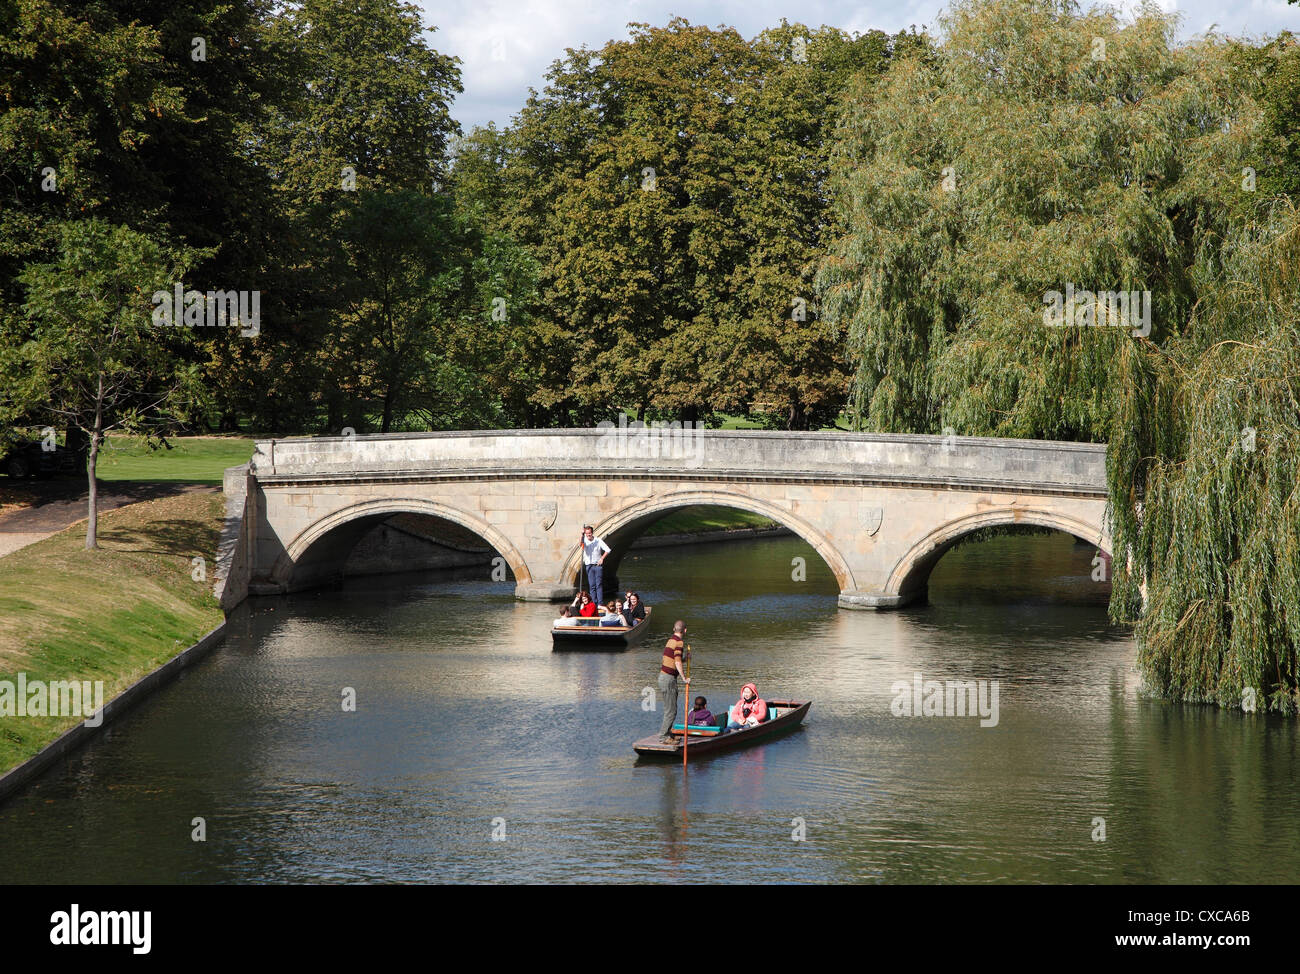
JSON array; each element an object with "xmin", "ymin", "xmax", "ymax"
[
  {"xmin": 632, "ymin": 698, "xmax": 811, "ymax": 759},
  {"xmin": 551, "ymin": 606, "xmax": 653, "ymax": 649}
]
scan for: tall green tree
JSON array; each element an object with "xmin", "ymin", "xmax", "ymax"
[
  {"xmin": 496, "ymin": 19, "xmax": 914, "ymax": 427},
  {"xmin": 262, "ymin": 0, "xmax": 462, "ymax": 206},
  {"xmin": 236, "ymin": 0, "xmax": 465, "ymax": 434},
  {"xmin": 817, "ymin": 0, "xmax": 1300, "ymax": 709},
  {"xmin": 724, "ymin": 22, "xmax": 923, "ymax": 429},
  {"xmin": 0, "ymin": 0, "xmax": 185, "ymax": 441},
  {"xmin": 1247, "ymin": 32, "xmax": 1300, "ymax": 202},
  {"xmin": 0, "ymin": 0, "xmax": 287, "ymax": 439},
  {"xmin": 7, "ymin": 221, "xmax": 206, "ymax": 547},
  {"xmin": 328, "ymin": 190, "xmax": 498, "ymax": 432}
]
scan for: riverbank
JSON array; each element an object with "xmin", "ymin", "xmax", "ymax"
[
  {"xmin": 640, "ymin": 505, "xmax": 779, "ymax": 537},
  {"xmin": 631, "ymin": 525, "xmax": 791, "ymax": 547},
  {"xmin": 0, "ymin": 491, "xmax": 226, "ymax": 775}
]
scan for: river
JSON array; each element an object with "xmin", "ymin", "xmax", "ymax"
[{"xmin": 3, "ymin": 531, "xmax": 1298, "ymax": 883}]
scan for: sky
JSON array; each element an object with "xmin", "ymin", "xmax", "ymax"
[{"xmin": 422, "ymin": 0, "xmax": 1300, "ymax": 132}]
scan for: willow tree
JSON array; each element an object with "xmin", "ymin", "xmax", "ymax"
[
  {"xmin": 816, "ymin": 0, "xmax": 1300, "ymax": 708},
  {"xmin": 1109, "ymin": 205, "xmax": 1300, "ymax": 712},
  {"xmin": 816, "ymin": 0, "xmax": 1260, "ymax": 439}
]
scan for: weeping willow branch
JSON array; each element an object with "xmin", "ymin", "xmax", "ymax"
[{"xmin": 1108, "ymin": 202, "xmax": 1300, "ymax": 713}]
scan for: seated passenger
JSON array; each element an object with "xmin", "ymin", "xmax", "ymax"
[
  {"xmin": 622, "ymin": 592, "xmax": 646, "ymax": 624},
  {"xmin": 687, "ymin": 696, "xmax": 713, "ymax": 727},
  {"xmin": 573, "ymin": 593, "xmax": 598, "ymax": 617},
  {"xmin": 727, "ymin": 683, "xmax": 768, "ymax": 729},
  {"xmin": 599, "ymin": 599, "xmax": 628, "ymax": 626}
]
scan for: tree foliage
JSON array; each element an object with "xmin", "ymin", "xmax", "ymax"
[
  {"xmin": 817, "ymin": 0, "xmax": 1260, "ymax": 439},
  {"xmin": 484, "ymin": 19, "xmax": 917, "ymax": 427},
  {"xmin": 818, "ymin": 0, "xmax": 1300, "ymax": 708},
  {"xmin": 8, "ymin": 220, "xmax": 205, "ymax": 546},
  {"xmin": 1108, "ymin": 204, "xmax": 1300, "ymax": 712}
]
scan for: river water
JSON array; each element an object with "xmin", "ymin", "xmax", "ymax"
[{"xmin": 3, "ymin": 531, "xmax": 1298, "ymax": 884}]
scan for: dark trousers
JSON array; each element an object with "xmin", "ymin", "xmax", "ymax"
[{"xmin": 585, "ymin": 564, "xmax": 604, "ymax": 605}]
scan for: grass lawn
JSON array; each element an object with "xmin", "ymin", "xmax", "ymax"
[
  {"xmin": 94, "ymin": 435, "xmax": 254, "ymax": 485},
  {"xmin": 642, "ymin": 504, "xmax": 779, "ymax": 536},
  {"xmin": 0, "ymin": 490, "xmax": 226, "ymax": 774}
]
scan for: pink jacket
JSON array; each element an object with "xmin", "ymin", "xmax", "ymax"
[{"xmin": 730, "ymin": 684, "xmax": 767, "ymax": 724}]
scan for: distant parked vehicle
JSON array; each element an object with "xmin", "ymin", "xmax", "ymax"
[{"xmin": 2, "ymin": 439, "xmax": 79, "ymax": 478}]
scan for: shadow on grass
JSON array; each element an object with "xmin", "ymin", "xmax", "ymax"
[{"xmin": 99, "ymin": 518, "xmax": 219, "ymax": 557}]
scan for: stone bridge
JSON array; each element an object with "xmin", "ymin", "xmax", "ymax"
[{"xmin": 221, "ymin": 428, "xmax": 1111, "ymax": 610}]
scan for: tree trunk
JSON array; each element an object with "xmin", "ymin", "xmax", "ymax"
[
  {"xmin": 787, "ymin": 401, "xmax": 809, "ymax": 431},
  {"xmin": 85, "ymin": 429, "xmax": 100, "ymax": 550},
  {"xmin": 86, "ymin": 377, "xmax": 104, "ymax": 550}
]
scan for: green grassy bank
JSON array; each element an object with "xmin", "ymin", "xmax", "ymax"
[
  {"xmin": 94, "ymin": 435, "xmax": 254, "ymax": 485},
  {"xmin": 0, "ymin": 491, "xmax": 226, "ymax": 774}
]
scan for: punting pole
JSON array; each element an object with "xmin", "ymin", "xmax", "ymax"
[{"xmin": 682, "ymin": 642, "xmax": 691, "ymax": 768}]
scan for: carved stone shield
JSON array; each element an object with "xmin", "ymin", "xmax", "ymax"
[
  {"xmin": 862, "ymin": 505, "xmax": 883, "ymax": 537},
  {"xmin": 537, "ymin": 501, "xmax": 558, "ymax": 531}
]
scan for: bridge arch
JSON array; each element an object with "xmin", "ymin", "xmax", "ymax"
[
  {"xmin": 884, "ymin": 506, "xmax": 1112, "ymax": 603},
  {"xmin": 270, "ymin": 497, "xmax": 532, "ymax": 592},
  {"xmin": 558, "ymin": 488, "xmax": 857, "ymax": 592}
]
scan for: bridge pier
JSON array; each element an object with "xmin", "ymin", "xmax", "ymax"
[
  {"xmin": 516, "ymin": 582, "xmax": 574, "ymax": 602},
  {"xmin": 837, "ymin": 590, "xmax": 910, "ymax": 610}
]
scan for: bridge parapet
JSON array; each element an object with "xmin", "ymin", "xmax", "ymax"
[{"xmin": 250, "ymin": 429, "xmax": 1108, "ymax": 496}]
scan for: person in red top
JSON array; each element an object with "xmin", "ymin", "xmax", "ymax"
[
  {"xmin": 570, "ymin": 592, "xmax": 598, "ymax": 617},
  {"xmin": 727, "ymin": 683, "xmax": 767, "ymax": 729},
  {"xmin": 657, "ymin": 621, "xmax": 690, "ymax": 744}
]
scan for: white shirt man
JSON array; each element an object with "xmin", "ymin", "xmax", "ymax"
[{"xmin": 579, "ymin": 526, "xmax": 611, "ymax": 604}]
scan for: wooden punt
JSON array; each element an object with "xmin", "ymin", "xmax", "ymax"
[
  {"xmin": 551, "ymin": 606, "xmax": 653, "ymax": 649},
  {"xmin": 632, "ymin": 699, "xmax": 811, "ymax": 759}
]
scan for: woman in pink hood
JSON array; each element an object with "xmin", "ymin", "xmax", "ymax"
[{"xmin": 727, "ymin": 683, "xmax": 767, "ymax": 729}]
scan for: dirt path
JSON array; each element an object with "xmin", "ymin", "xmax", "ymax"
[{"xmin": 0, "ymin": 479, "xmax": 217, "ymax": 556}]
